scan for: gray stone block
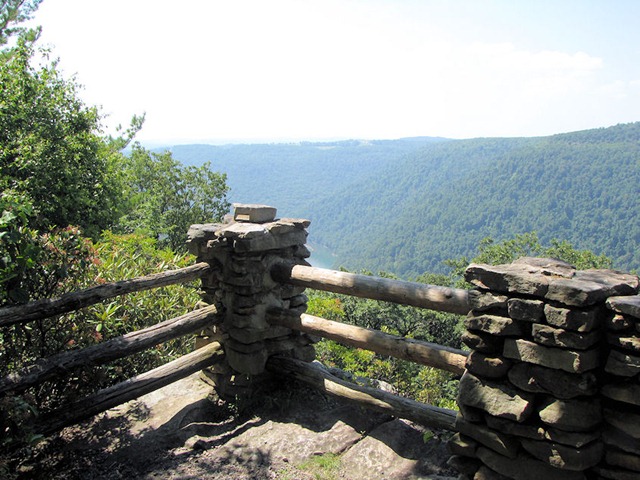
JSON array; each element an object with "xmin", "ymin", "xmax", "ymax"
[{"xmin": 503, "ymin": 339, "xmax": 600, "ymax": 374}]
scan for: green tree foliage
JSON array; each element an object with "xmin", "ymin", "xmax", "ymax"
[
  {"xmin": 0, "ymin": 39, "xmax": 122, "ymax": 239},
  {"xmin": 305, "ymin": 124, "xmax": 640, "ymax": 276},
  {"xmin": 445, "ymin": 232, "xmax": 613, "ymax": 286},
  {"xmin": 165, "ymin": 137, "xmax": 447, "ymax": 218},
  {"xmin": 117, "ymin": 144, "xmax": 230, "ymax": 251},
  {"xmin": 0, "ymin": 6, "xmax": 230, "ymax": 449},
  {"xmin": 0, "ymin": 0, "xmax": 42, "ymax": 50},
  {"xmin": 1, "ymin": 233, "xmax": 201, "ymax": 446}
]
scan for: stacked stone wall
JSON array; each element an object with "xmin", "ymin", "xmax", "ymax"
[
  {"xmin": 449, "ymin": 257, "xmax": 639, "ymax": 480},
  {"xmin": 186, "ymin": 204, "xmax": 316, "ymax": 401}
]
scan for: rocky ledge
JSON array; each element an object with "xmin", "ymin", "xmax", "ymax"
[{"xmin": 14, "ymin": 373, "xmax": 457, "ymax": 480}]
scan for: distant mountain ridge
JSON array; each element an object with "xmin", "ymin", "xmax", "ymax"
[
  {"xmin": 162, "ymin": 124, "xmax": 640, "ymax": 276},
  {"xmin": 158, "ymin": 137, "xmax": 447, "ymax": 218}
]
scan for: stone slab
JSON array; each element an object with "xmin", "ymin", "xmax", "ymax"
[
  {"xmin": 458, "ymin": 372, "xmax": 533, "ymax": 422},
  {"xmin": 604, "ymin": 407, "xmax": 640, "ymax": 440},
  {"xmin": 607, "ymin": 333, "xmax": 640, "ymax": 353},
  {"xmin": 503, "ymin": 338, "xmax": 600, "ymax": 373},
  {"xmin": 606, "ymin": 313, "xmax": 634, "ymax": 331},
  {"xmin": 457, "ymin": 402, "xmax": 486, "ymax": 423},
  {"xmin": 520, "ymin": 438, "xmax": 603, "ymax": 471},
  {"xmin": 605, "ymin": 449, "xmax": 640, "ymax": 472},
  {"xmin": 225, "ymin": 346, "xmax": 269, "ymax": 375},
  {"xmin": 484, "ymin": 415, "xmax": 599, "ymax": 448},
  {"xmin": 543, "ymin": 427, "xmax": 600, "ymax": 449},
  {"xmin": 507, "ymin": 298, "xmax": 545, "ymax": 322},
  {"xmin": 543, "ymin": 304, "xmax": 601, "ymax": 332},
  {"xmin": 468, "ymin": 290, "xmax": 509, "ymax": 312},
  {"xmin": 232, "ymin": 203, "xmax": 277, "ymax": 223},
  {"xmin": 465, "ymin": 351, "xmax": 511, "ymax": 379},
  {"xmin": 537, "ymin": 396, "xmax": 601, "ymax": 432},
  {"xmin": 507, "ymin": 362, "xmax": 598, "ymax": 399},
  {"xmin": 466, "ymin": 259, "xmax": 638, "ymax": 307},
  {"xmin": 594, "ymin": 466, "xmax": 640, "ymax": 480},
  {"xmin": 462, "ymin": 330, "xmax": 504, "ymax": 354},
  {"xmin": 476, "ymin": 447, "xmax": 587, "ymax": 480},
  {"xmin": 607, "ymin": 294, "xmax": 640, "ymax": 319},
  {"xmin": 484, "ymin": 415, "xmax": 544, "ymax": 440},
  {"xmin": 601, "ymin": 382, "xmax": 640, "ymax": 406},
  {"xmin": 455, "ymin": 415, "xmax": 519, "ymax": 458},
  {"xmin": 448, "ymin": 432, "xmax": 478, "ymax": 457},
  {"xmin": 465, "ymin": 262, "xmax": 552, "ymax": 298},
  {"xmin": 531, "ymin": 323, "xmax": 600, "ymax": 350},
  {"xmin": 603, "ymin": 424, "xmax": 640, "ymax": 455},
  {"xmin": 465, "ymin": 314, "xmax": 527, "ymax": 336},
  {"xmin": 605, "ymin": 349, "xmax": 640, "ymax": 377}
]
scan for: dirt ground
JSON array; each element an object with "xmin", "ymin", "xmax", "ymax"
[{"xmin": 4, "ymin": 374, "xmax": 457, "ymax": 479}]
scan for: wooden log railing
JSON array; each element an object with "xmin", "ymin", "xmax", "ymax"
[
  {"xmin": 3, "ymin": 256, "xmax": 471, "ymax": 438},
  {"xmin": 267, "ymin": 262, "xmax": 472, "ymax": 431},
  {"xmin": 268, "ymin": 308, "xmax": 467, "ymax": 375},
  {"xmin": 267, "ymin": 356, "xmax": 457, "ymax": 431},
  {"xmin": 0, "ymin": 262, "xmax": 223, "ymax": 439},
  {"xmin": 271, "ymin": 263, "xmax": 470, "ymax": 315},
  {"xmin": 0, "ymin": 262, "xmax": 211, "ymax": 327},
  {"xmin": 35, "ymin": 341, "xmax": 225, "ymax": 436},
  {"xmin": 0, "ymin": 304, "xmax": 221, "ymax": 395}
]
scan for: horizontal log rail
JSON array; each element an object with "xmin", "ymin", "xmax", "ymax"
[
  {"xmin": 0, "ymin": 304, "xmax": 221, "ymax": 395},
  {"xmin": 267, "ymin": 356, "xmax": 457, "ymax": 431},
  {"xmin": 271, "ymin": 263, "xmax": 470, "ymax": 315},
  {"xmin": 268, "ymin": 308, "xmax": 467, "ymax": 375},
  {"xmin": 0, "ymin": 262, "xmax": 212, "ymax": 327},
  {"xmin": 35, "ymin": 341, "xmax": 225, "ymax": 436}
]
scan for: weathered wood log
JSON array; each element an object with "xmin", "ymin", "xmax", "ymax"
[
  {"xmin": 0, "ymin": 305, "xmax": 221, "ymax": 395},
  {"xmin": 268, "ymin": 309, "xmax": 467, "ymax": 375},
  {"xmin": 0, "ymin": 262, "xmax": 211, "ymax": 327},
  {"xmin": 267, "ymin": 356, "xmax": 457, "ymax": 431},
  {"xmin": 271, "ymin": 263, "xmax": 470, "ymax": 315},
  {"xmin": 35, "ymin": 341, "xmax": 225, "ymax": 436}
]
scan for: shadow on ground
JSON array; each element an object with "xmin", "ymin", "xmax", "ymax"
[{"xmin": 8, "ymin": 373, "xmax": 456, "ymax": 479}]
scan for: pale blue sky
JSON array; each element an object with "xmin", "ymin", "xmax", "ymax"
[{"xmin": 30, "ymin": 0, "xmax": 640, "ymax": 144}]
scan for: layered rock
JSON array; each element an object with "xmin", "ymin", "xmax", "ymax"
[
  {"xmin": 599, "ymin": 294, "xmax": 640, "ymax": 478},
  {"xmin": 187, "ymin": 204, "xmax": 316, "ymax": 401},
  {"xmin": 450, "ymin": 257, "xmax": 640, "ymax": 479}
]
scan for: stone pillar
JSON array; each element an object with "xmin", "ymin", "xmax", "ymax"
[
  {"xmin": 448, "ymin": 257, "xmax": 639, "ymax": 480},
  {"xmin": 186, "ymin": 204, "xmax": 316, "ymax": 402}
]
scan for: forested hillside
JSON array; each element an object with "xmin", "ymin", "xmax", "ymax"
[
  {"xmin": 166, "ymin": 122, "xmax": 640, "ymax": 276},
  {"xmin": 162, "ymin": 137, "xmax": 446, "ymax": 217},
  {"xmin": 309, "ymin": 122, "xmax": 640, "ymax": 275}
]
